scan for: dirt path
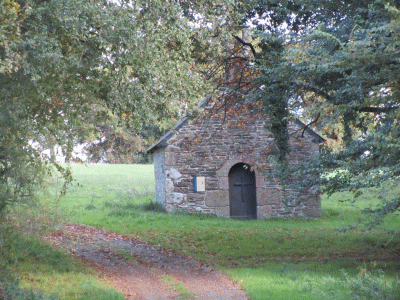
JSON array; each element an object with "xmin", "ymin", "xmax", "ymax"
[{"xmin": 45, "ymin": 224, "xmax": 248, "ymax": 300}]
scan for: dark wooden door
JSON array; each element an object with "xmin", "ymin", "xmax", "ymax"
[{"xmin": 229, "ymin": 163, "xmax": 256, "ymax": 220}]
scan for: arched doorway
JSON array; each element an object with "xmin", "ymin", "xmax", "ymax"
[{"xmin": 229, "ymin": 163, "xmax": 257, "ymax": 219}]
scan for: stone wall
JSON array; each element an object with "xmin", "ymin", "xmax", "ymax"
[{"xmin": 155, "ymin": 104, "xmax": 321, "ymax": 218}]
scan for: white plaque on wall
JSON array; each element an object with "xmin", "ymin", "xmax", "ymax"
[{"xmin": 193, "ymin": 176, "xmax": 205, "ymax": 192}]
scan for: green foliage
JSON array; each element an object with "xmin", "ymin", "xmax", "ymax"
[
  {"xmin": 244, "ymin": 0, "xmax": 400, "ymax": 223},
  {"xmin": 0, "ymin": 0, "xmax": 29, "ymax": 73},
  {"xmin": 82, "ymin": 112, "xmax": 168, "ymax": 164},
  {"xmin": 0, "ymin": 0, "xmax": 240, "ymax": 214},
  {"xmin": 340, "ymin": 267, "xmax": 400, "ymax": 300},
  {"xmin": 5, "ymin": 182, "xmax": 66, "ymax": 237}
]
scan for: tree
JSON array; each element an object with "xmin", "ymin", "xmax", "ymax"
[
  {"xmin": 82, "ymin": 108, "xmax": 170, "ymax": 164},
  {"xmin": 240, "ymin": 0, "xmax": 400, "ymax": 225},
  {"xmin": 0, "ymin": 0, "xmax": 29, "ymax": 73},
  {"xmin": 0, "ymin": 0, "xmax": 242, "ymax": 215}
]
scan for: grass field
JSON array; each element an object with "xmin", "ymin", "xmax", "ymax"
[
  {"xmin": 3, "ymin": 163, "xmax": 400, "ymax": 299},
  {"xmin": 59, "ymin": 163, "xmax": 400, "ymax": 299}
]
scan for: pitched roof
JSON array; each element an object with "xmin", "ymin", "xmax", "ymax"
[
  {"xmin": 146, "ymin": 117, "xmax": 189, "ymax": 153},
  {"xmin": 294, "ymin": 119, "xmax": 326, "ymax": 143},
  {"xmin": 146, "ymin": 117, "xmax": 325, "ymax": 154},
  {"xmin": 146, "ymin": 96, "xmax": 211, "ymax": 153}
]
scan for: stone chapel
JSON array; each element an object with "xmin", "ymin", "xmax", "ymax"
[{"xmin": 147, "ymin": 98, "xmax": 325, "ymax": 220}]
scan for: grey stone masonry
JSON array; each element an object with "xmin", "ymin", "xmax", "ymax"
[{"xmin": 149, "ymin": 101, "xmax": 323, "ymax": 219}]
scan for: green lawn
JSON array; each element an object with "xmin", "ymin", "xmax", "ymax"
[
  {"xmin": 226, "ymin": 261, "xmax": 400, "ymax": 300},
  {"xmin": 4, "ymin": 163, "xmax": 399, "ymax": 299},
  {"xmin": 57, "ymin": 163, "xmax": 400, "ymax": 299},
  {"xmin": 60, "ymin": 164, "xmax": 399, "ymax": 265}
]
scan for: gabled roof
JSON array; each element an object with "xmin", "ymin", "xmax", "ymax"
[
  {"xmin": 146, "ymin": 96, "xmax": 211, "ymax": 154},
  {"xmin": 146, "ymin": 116, "xmax": 325, "ymax": 154},
  {"xmin": 294, "ymin": 119, "xmax": 326, "ymax": 143},
  {"xmin": 146, "ymin": 117, "xmax": 189, "ymax": 153}
]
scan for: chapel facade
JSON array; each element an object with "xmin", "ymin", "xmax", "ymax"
[{"xmin": 147, "ymin": 99, "xmax": 324, "ymax": 220}]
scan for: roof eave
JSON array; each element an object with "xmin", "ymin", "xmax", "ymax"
[
  {"xmin": 146, "ymin": 118, "xmax": 189, "ymax": 153},
  {"xmin": 294, "ymin": 119, "xmax": 326, "ymax": 143}
]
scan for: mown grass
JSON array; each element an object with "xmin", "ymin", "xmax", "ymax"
[
  {"xmin": 54, "ymin": 164, "xmax": 400, "ymax": 299},
  {"xmin": 60, "ymin": 164, "xmax": 400, "ymax": 267},
  {"xmin": 58, "ymin": 163, "xmax": 154, "ymax": 216}
]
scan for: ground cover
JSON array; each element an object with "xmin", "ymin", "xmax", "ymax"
[
  {"xmin": 0, "ymin": 227, "xmax": 125, "ymax": 300},
  {"xmin": 56, "ymin": 163, "xmax": 399, "ymax": 299},
  {"xmin": 5, "ymin": 163, "xmax": 397, "ymax": 299},
  {"xmin": 43, "ymin": 223, "xmax": 247, "ymax": 300},
  {"xmin": 226, "ymin": 262, "xmax": 400, "ymax": 300}
]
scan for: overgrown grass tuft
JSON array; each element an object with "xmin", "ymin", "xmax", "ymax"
[
  {"xmin": 339, "ymin": 268, "xmax": 400, "ymax": 300},
  {"xmin": 160, "ymin": 275, "xmax": 195, "ymax": 300},
  {"xmin": 142, "ymin": 200, "xmax": 165, "ymax": 212}
]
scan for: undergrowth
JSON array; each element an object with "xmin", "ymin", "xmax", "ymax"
[{"xmin": 339, "ymin": 268, "xmax": 400, "ymax": 300}]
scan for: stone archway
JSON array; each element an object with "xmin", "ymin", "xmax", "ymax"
[
  {"xmin": 214, "ymin": 157, "xmax": 265, "ymax": 218},
  {"xmin": 228, "ymin": 163, "xmax": 257, "ymax": 219}
]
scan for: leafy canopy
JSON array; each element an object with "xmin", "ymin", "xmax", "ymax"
[
  {"xmin": 244, "ymin": 0, "xmax": 400, "ymax": 225},
  {"xmin": 0, "ymin": 0, "xmax": 241, "ymax": 215}
]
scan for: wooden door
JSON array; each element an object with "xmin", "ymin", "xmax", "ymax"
[{"xmin": 229, "ymin": 163, "xmax": 256, "ymax": 219}]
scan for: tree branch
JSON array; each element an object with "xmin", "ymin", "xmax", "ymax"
[
  {"xmin": 297, "ymin": 113, "xmax": 320, "ymax": 138},
  {"xmin": 233, "ymin": 35, "xmax": 257, "ymax": 57},
  {"xmin": 300, "ymin": 84, "xmax": 333, "ymax": 101}
]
